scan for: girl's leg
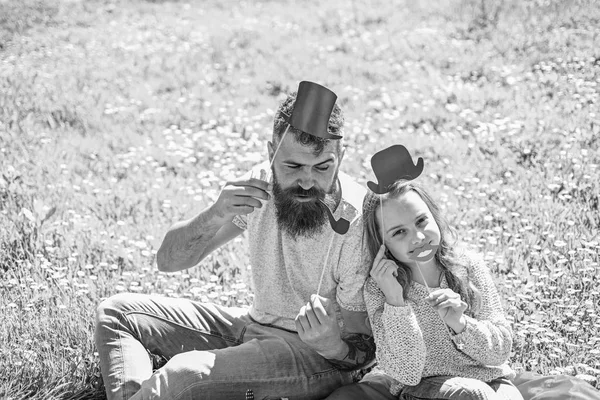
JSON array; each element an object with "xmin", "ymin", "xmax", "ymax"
[
  {"xmin": 324, "ymin": 370, "xmax": 397, "ymax": 400},
  {"xmin": 400, "ymin": 376, "xmax": 499, "ymax": 400},
  {"xmin": 324, "ymin": 382, "xmax": 396, "ymax": 400},
  {"xmin": 488, "ymin": 377, "xmax": 524, "ymax": 400}
]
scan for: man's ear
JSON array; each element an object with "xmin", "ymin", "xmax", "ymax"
[{"xmin": 267, "ymin": 141, "xmax": 274, "ymax": 163}]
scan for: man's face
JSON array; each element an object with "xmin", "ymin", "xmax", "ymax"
[{"xmin": 268, "ymin": 133, "xmax": 344, "ymax": 238}]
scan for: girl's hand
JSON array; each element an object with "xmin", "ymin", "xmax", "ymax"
[
  {"xmin": 371, "ymin": 245, "xmax": 405, "ymax": 306},
  {"xmin": 426, "ymin": 288, "xmax": 468, "ymax": 333}
]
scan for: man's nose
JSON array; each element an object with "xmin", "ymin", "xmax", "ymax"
[
  {"xmin": 298, "ymin": 179, "xmax": 315, "ymax": 191},
  {"xmin": 297, "ymin": 171, "xmax": 315, "ymax": 190}
]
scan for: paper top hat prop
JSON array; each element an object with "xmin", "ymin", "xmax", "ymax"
[
  {"xmin": 367, "ymin": 145, "xmax": 424, "ymax": 195},
  {"xmin": 283, "ymin": 81, "xmax": 342, "ymax": 140}
]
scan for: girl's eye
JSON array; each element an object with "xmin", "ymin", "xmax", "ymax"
[
  {"xmin": 417, "ymin": 217, "xmax": 428, "ymax": 226},
  {"xmin": 393, "ymin": 229, "xmax": 405, "ymax": 237}
]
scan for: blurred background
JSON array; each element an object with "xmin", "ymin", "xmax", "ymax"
[{"xmin": 1, "ymin": 0, "xmax": 599, "ymax": 398}]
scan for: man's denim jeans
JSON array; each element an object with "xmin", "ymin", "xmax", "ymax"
[{"xmin": 94, "ymin": 293, "xmax": 354, "ymax": 400}]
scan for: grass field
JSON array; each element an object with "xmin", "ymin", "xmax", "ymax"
[{"xmin": 1, "ymin": 0, "xmax": 599, "ymax": 398}]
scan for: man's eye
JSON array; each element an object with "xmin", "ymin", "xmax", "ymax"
[
  {"xmin": 316, "ymin": 166, "xmax": 329, "ymax": 172},
  {"xmin": 287, "ymin": 165, "xmax": 301, "ymax": 169}
]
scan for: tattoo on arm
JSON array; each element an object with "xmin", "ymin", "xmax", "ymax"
[
  {"xmin": 164, "ymin": 231, "xmax": 208, "ymax": 267},
  {"xmin": 182, "ymin": 232, "xmax": 208, "ymax": 259},
  {"xmin": 158, "ymin": 210, "xmax": 223, "ymax": 270},
  {"xmin": 326, "ymin": 333, "xmax": 376, "ymax": 371}
]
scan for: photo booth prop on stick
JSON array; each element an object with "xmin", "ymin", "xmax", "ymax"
[
  {"xmin": 367, "ymin": 144, "xmax": 424, "ymax": 194},
  {"xmin": 264, "ymin": 81, "xmax": 350, "ymax": 297},
  {"xmin": 366, "ymin": 145, "xmax": 438, "ymax": 288},
  {"xmin": 269, "ymin": 81, "xmax": 349, "ymax": 235},
  {"xmin": 366, "ymin": 144, "xmax": 466, "ymax": 343},
  {"xmin": 367, "ymin": 145, "xmax": 431, "ymax": 261},
  {"xmin": 281, "ymin": 81, "xmax": 342, "ymax": 140}
]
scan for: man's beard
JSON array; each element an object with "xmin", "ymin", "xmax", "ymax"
[{"xmin": 272, "ymin": 174, "xmax": 338, "ymax": 239}]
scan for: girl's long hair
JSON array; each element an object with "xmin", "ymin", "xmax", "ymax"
[{"xmin": 363, "ymin": 181, "xmax": 481, "ymax": 315}]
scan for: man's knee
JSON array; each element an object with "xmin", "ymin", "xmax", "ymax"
[
  {"xmin": 95, "ymin": 293, "xmax": 134, "ymax": 323},
  {"xmin": 138, "ymin": 351, "xmax": 218, "ymax": 397},
  {"xmin": 163, "ymin": 350, "xmax": 216, "ymax": 380}
]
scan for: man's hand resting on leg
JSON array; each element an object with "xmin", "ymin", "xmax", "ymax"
[{"xmin": 295, "ymin": 294, "xmax": 375, "ymax": 371}]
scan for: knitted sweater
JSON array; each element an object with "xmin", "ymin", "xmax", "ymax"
[{"xmin": 364, "ymin": 251, "xmax": 515, "ymax": 396}]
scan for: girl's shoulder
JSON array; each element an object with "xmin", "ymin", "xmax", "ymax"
[
  {"xmin": 455, "ymin": 245, "xmax": 483, "ymax": 263},
  {"xmin": 452, "ymin": 246, "xmax": 498, "ymax": 290}
]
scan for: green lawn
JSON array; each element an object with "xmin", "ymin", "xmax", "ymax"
[{"xmin": 1, "ymin": 0, "xmax": 599, "ymax": 398}]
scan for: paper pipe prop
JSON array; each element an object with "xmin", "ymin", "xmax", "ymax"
[{"xmin": 319, "ymin": 197, "xmax": 349, "ymax": 235}]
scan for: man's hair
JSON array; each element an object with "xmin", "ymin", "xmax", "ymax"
[{"xmin": 272, "ymin": 92, "xmax": 344, "ymax": 156}]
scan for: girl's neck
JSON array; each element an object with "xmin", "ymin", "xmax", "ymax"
[{"xmin": 410, "ymin": 259, "xmax": 442, "ymax": 288}]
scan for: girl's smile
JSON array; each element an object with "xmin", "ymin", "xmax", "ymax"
[{"xmin": 409, "ymin": 241, "xmax": 440, "ymax": 262}]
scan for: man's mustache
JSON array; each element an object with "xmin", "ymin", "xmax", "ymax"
[{"xmin": 282, "ymin": 186, "xmax": 325, "ymax": 199}]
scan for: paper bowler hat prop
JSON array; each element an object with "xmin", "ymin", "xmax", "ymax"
[
  {"xmin": 283, "ymin": 81, "xmax": 342, "ymax": 140},
  {"xmin": 367, "ymin": 145, "xmax": 424, "ymax": 194}
]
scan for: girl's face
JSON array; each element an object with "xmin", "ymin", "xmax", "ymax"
[{"xmin": 376, "ymin": 190, "xmax": 441, "ymax": 267}]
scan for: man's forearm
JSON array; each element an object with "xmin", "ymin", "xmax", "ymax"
[
  {"xmin": 322, "ymin": 333, "xmax": 376, "ymax": 371},
  {"xmin": 156, "ymin": 205, "xmax": 225, "ymax": 272}
]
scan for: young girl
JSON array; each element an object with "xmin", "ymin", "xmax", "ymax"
[{"xmin": 358, "ymin": 180, "xmax": 523, "ymax": 400}]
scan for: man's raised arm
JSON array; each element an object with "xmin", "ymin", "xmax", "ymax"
[{"xmin": 156, "ymin": 177, "xmax": 271, "ymax": 272}]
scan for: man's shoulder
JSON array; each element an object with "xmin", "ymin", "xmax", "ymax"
[{"xmin": 339, "ymin": 171, "xmax": 366, "ymax": 217}]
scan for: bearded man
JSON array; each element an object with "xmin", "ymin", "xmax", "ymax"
[{"xmin": 94, "ymin": 82, "xmax": 375, "ymax": 400}]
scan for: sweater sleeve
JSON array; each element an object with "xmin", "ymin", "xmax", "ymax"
[
  {"xmin": 451, "ymin": 253, "xmax": 513, "ymax": 366},
  {"xmin": 364, "ymin": 278, "xmax": 426, "ymax": 386}
]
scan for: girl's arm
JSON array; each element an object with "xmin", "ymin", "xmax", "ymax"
[
  {"xmin": 364, "ymin": 278, "xmax": 426, "ymax": 386},
  {"xmin": 451, "ymin": 253, "xmax": 513, "ymax": 366}
]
